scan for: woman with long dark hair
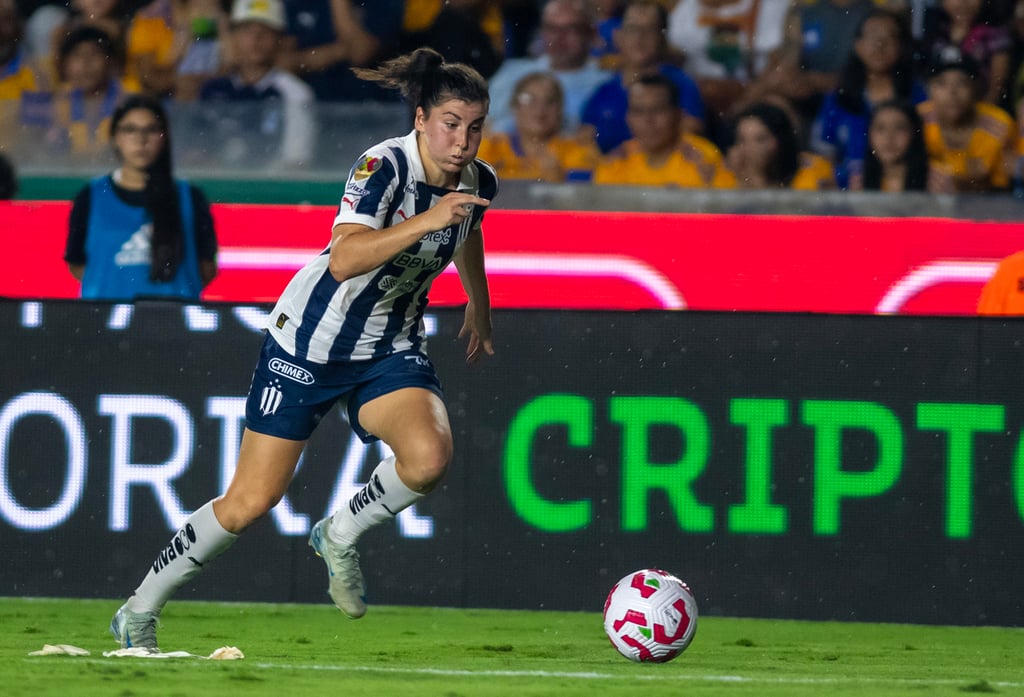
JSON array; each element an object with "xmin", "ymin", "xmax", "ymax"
[
  {"xmin": 64, "ymin": 93, "xmax": 217, "ymax": 299},
  {"xmin": 110, "ymin": 48, "xmax": 497, "ymax": 652},
  {"xmin": 853, "ymin": 99, "xmax": 930, "ymax": 192},
  {"xmin": 727, "ymin": 101, "xmax": 836, "ymax": 190},
  {"xmin": 810, "ymin": 8, "xmax": 926, "ymax": 189}
]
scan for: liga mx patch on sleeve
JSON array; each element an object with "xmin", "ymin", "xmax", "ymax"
[{"xmin": 353, "ymin": 155, "xmax": 383, "ymax": 182}]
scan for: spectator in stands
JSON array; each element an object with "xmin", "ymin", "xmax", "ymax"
[
  {"xmin": 64, "ymin": 94, "xmax": 217, "ymax": 300},
  {"xmin": 591, "ymin": 0, "xmax": 624, "ymax": 68},
  {"xmin": 123, "ymin": 0, "xmax": 176, "ymax": 95},
  {"xmin": 1005, "ymin": 0, "xmax": 1024, "ymax": 112},
  {"xmin": 0, "ymin": 150, "xmax": 16, "ymax": 197},
  {"xmin": 0, "ymin": 0, "xmax": 41, "ymax": 151},
  {"xmin": 1, "ymin": 0, "xmax": 41, "ymax": 97},
  {"xmin": 27, "ymin": 25, "xmax": 127, "ymax": 160},
  {"xmin": 919, "ymin": 48, "xmax": 1015, "ymax": 192},
  {"xmin": 402, "ymin": 0, "xmax": 503, "ymax": 78},
  {"xmin": 196, "ymin": 0, "xmax": 314, "ymax": 168},
  {"xmin": 848, "ymin": 99, "xmax": 931, "ymax": 192},
  {"xmin": 47, "ymin": 0, "xmax": 130, "ymax": 85},
  {"xmin": 726, "ymin": 101, "xmax": 836, "ymax": 189},
  {"xmin": 666, "ymin": 0, "xmax": 789, "ymax": 119},
  {"xmin": 734, "ymin": 0, "xmax": 875, "ymax": 131},
  {"xmin": 486, "ymin": 0, "xmax": 611, "ymax": 135},
  {"xmin": 173, "ymin": 0, "xmax": 231, "ymax": 100},
  {"xmin": 580, "ymin": 0, "xmax": 704, "ymax": 154},
  {"xmin": 978, "ymin": 249, "xmax": 1024, "ymax": 313},
  {"xmin": 919, "ymin": 0, "xmax": 1011, "ymax": 106},
  {"xmin": 280, "ymin": 0, "xmax": 402, "ymax": 102},
  {"xmin": 810, "ymin": 9, "xmax": 925, "ymax": 189},
  {"xmin": 477, "ymin": 71, "xmax": 601, "ymax": 182},
  {"xmin": 593, "ymin": 73, "xmax": 736, "ymax": 187}
]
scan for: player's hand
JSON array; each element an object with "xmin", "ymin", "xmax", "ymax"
[
  {"xmin": 423, "ymin": 192, "xmax": 490, "ymax": 231},
  {"xmin": 458, "ymin": 301, "xmax": 494, "ymax": 364}
]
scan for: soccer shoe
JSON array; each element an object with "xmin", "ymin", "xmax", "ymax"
[
  {"xmin": 309, "ymin": 517, "xmax": 367, "ymax": 619},
  {"xmin": 110, "ymin": 604, "xmax": 159, "ymax": 652}
]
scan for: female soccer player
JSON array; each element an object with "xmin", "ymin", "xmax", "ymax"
[{"xmin": 110, "ymin": 47, "xmax": 497, "ymax": 651}]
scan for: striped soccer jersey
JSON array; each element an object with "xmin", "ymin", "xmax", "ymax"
[{"xmin": 267, "ymin": 131, "xmax": 499, "ymax": 364}]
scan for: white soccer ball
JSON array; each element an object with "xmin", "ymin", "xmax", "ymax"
[{"xmin": 602, "ymin": 568, "xmax": 698, "ymax": 663}]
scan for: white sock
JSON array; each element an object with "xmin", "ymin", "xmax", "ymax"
[
  {"xmin": 328, "ymin": 456, "xmax": 424, "ymax": 546},
  {"xmin": 125, "ymin": 501, "xmax": 238, "ymax": 614}
]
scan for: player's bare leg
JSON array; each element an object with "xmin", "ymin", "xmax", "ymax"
[
  {"xmin": 311, "ymin": 388, "xmax": 452, "ymax": 618},
  {"xmin": 112, "ymin": 430, "xmax": 304, "ymax": 650}
]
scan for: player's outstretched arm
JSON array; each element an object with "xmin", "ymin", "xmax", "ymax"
[{"xmin": 454, "ymin": 226, "xmax": 494, "ymax": 364}]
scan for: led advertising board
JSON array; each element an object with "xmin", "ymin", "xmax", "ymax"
[{"xmin": 1, "ymin": 301, "xmax": 1022, "ymax": 625}]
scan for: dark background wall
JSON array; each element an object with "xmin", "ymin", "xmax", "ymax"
[{"xmin": 1, "ymin": 300, "xmax": 1022, "ymax": 626}]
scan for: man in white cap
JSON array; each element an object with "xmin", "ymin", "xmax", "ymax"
[{"xmin": 196, "ymin": 0, "xmax": 315, "ymax": 168}]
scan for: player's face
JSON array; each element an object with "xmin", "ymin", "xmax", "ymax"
[
  {"xmin": 512, "ymin": 77, "xmax": 562, "ymax": 139},
  {"xmin": 733, "ymin": 116, "xmax": 778, "ymax": 171},
  {"xmin": 416, "ymin": 98, "xmax": 488, "ymax": 187},
  {"xmin": 113, "ymin": 108, "xmax": 165, "ymax": 171},
  {"xmin": 63, "ymin": 42, "xmax": 110, "ymax": 93},
  {"xmin": 869, "ymin": 106, "xmax": 913, "ymax": 167},
  {"xmin": 626, "ymin": 84, "xmax": 681, "ymax": 154},
  {"xmin": 928, "ymin": 70, "xmax": 975, "ymax": 125}
]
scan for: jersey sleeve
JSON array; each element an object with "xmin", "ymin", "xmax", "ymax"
[
  {"xmin": 333, "ymin": 148, "xmax": 398, "ymax": 230},
  {"xmin": 64, "ymin": 185, "xmax": 91, "ymax": 264}
]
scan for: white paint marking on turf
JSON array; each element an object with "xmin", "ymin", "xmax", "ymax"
[{"xmin": 249, "ymin": 663, "xmax": 1024, "ymax": 689}]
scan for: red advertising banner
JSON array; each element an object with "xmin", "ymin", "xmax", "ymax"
[{"xmin": 3, "ymin": 200, "xmax": 1021, "ymax": 314}]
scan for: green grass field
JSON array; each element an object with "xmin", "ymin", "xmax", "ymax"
[{"xmin": 4, "ymin": 597, "xmax": 1023, "ymax": 697}]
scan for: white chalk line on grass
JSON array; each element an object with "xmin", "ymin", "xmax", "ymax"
[{"xmin": 248, "ymin": 662, "xmax": 1024, "ymax": 689}]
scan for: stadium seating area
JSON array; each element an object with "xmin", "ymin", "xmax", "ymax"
[{"xmin": 3, "ymin": 0, "xmax": 1024, "ymax": 197}]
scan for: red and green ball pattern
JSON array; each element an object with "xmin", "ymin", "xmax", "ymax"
[{"xmin": 602, "ymin": 568, "xmax": 698, "ymax": 663}]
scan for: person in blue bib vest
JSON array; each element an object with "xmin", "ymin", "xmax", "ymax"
[{"xmin": 64, "ymin": 93, "xmax": 218, "ymax": 300}]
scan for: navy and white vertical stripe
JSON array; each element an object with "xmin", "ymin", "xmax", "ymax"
[{"xmin": 267, "ymin": 131, "xmax": 499, "ymax": 364}]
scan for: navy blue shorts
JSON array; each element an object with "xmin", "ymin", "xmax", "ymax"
[{"xmin": 244, "ymin": 334, "xmax": 444, "ymax": 443}]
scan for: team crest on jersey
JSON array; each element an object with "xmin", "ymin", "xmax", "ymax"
[{"xmin": 353, "ymin": 156, "xmax": 383, "ymax": 182}]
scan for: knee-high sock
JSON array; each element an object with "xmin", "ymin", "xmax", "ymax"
[
  {"xmin": 328, "ymin": 456, "xmax": 424, "ymax": 546},
  {"xmin": 125, "ymin": 501, "xmax": 238, "ymax": 614}
]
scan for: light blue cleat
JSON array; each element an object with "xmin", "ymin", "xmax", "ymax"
[
  {"xmin": 309, "ymin": 517, "xmax": 367, "ymax": 618},
  {"xmin": 110, "ymin": 604, "xmax": 160, "ymax": 652}
]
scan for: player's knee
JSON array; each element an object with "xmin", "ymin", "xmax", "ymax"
[
  {"xmin": 217, "ymin": 490, "xmax": 281, "ymax": 531},
  {"xmin": 400, "ymin": 435, "xmax": 452, "ymax": 492}
]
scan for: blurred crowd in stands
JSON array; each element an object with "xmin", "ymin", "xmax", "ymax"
[{"xmin": 2, "ymin": 0, "xmax": 1024, "ymax": 193}]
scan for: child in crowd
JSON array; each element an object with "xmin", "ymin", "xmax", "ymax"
[
  {"xmin": 919, "ymin": 49, "xmax": 1015, "ymax": 192},
  {"xmin": 48, "ymin": 25, "xmax": 127, "ymax": 159},
  {"xmin": 47, "ymin": 0, "xmax": 130, "ymax": 85},
  {"xmin": 477, "ymin": 71, "xmax": 600, "ymax": 182},
  {"xmin": 21, "ymin": 25, "xmax": 126, "ymax": 162},
  {"xmin": 849, "ymin": 99, "xmax": 931, "ymax": 191}
]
